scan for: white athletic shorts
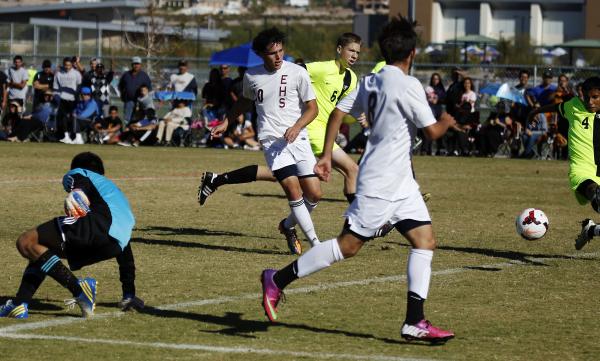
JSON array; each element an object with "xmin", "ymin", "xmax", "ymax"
[
  {"xmin": 261, "ymin": 135, "xmax": 316, "ymax": 177},
  {"xmin": 344, "ymin": 189, "xmax": 431, "ymax": 238}
]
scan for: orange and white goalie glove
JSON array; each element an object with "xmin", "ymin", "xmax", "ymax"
[{"xmin": 64, "ymin": 189, "xmax": 91, "ymax": 218}]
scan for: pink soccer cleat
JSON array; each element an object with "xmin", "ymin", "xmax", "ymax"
[
  {"xmin": 261, "ymin": 269, "xmax": 283, "ymax": 322},
  {"xmin": 401, "ymin": 319, "xmax": 455, "ymax": 344}
]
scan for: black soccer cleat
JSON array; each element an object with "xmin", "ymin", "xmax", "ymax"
[
  {"xmin": 198, "ymin": 172, "xmax": 217, "ymax": 206},
  {"xmin": 279, "ymin": 219, "xmax": 302, "ymax": 255},
  {"xmin": 374, "ymin": 221, "xmax": 395, "ymax": 238},
  {"xmin": 576, "ymin": 219, "xmax": 595, "ymax": 250}
]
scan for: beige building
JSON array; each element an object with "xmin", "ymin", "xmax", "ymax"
[{"xmin": 389, "ymin": 0, "xmax": 600, "ymax": 45}]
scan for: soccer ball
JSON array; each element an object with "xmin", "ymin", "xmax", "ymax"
[{"xmin": 516, "ymin": 208, "xmax": 549, "ymax": 240}]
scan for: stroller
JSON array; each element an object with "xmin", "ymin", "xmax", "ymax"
[{"xmin": 154, "ymin": 90, "xmax": 205, "ymax": 147}]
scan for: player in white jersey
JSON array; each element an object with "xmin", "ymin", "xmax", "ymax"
[
  {"xmin": 211, "ymin": 27, "xmax": 322, "ymax": 247},
  {"xmin": 260, "ymin": 16, "xmax": 457, "ymax": 343}
]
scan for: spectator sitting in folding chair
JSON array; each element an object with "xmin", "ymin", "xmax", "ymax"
[
  {"xmin": 156, "ymin": 99, "xmax": 191, "ymax": 146},
  {"xmin": 118, "ymin": 108, "xmax": 158, "ymax": 147},
  {"xmin": 477, "ymin": 101, "xmax": 518, "ymax": 157},
  {"xmin": 520, "ymin": 109, "xmax": 549, "ymax": 159},
  {"xmin": 8, "ymin": 90, "xmax": 57, "ymax": 142},
  {"xmin": 3, "ymin": 102, "xmax": 23, "ymax": 141},
  {"xmin": 64, "ymin": 87, "xmax": 100, "ymax": 145}
]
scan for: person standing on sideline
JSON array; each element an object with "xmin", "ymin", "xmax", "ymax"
[
  {"xmin": 118, "ymin": 57, "xmax": 152, "ymax": 124},
  {"xmin": 32, "ymin": 60, "xmax": 54, "ymax": 111},
  {"xmin": 54, "ymin": 57, "xmax": 82, "ymax": 143},
  {"xmin": 83, "ymin": 62, "xmax": 114, "ymax": 117},
  {"xmin": 168, "ymin": 60, "xmax": 198, "ymax": 102},
  {"xmin": 6, "ymin": 55, "xmax": 29, "ymax": 109}
]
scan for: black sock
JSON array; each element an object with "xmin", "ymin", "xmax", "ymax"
[
  {"xmin": 214, "ymin": 165, "xmax": 258, "ymax": 187},
  {"xmin": 273, "ymin": 261, "xmax": 299, "ymax": 290},
  {"xmin": 588, "ymin": 225, "xmax": 596, "ymax": 239},
  {"xmin": 405, "ymin": 291, "xmax": 425, "ymax": 325},
  {"xmin": 14, "ymin": 264, "xmax": 47, "ymax": 305},
  {"xmin": 344, "ymin": 193, "xmax": 356, "ymax": 204},
  {"xmin": 33, "ymin": 251, "xmax": 82, "ymax": 297}
]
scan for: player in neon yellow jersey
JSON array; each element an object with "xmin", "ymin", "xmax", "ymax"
[
  {"xmin": 371, "ymin": 60, "xmax": 385, "ymax": 73},
  {"xmin": 527, "ymin": 77, "xmax": 600, "ymax": 250}
]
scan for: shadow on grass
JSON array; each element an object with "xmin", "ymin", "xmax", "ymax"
[
  {"xmin": 0, "ymin": 296, "xmax": 64, "ymax": 312},
  {"xmin": 464, "ymin": 266, "xmax": 503, "ymax": 272},
  {"xmin": 138, "ymin": 307, "xmax": 431, "ymax": 346},
  {"xmin": 131, "ymin": 237, "xmax": 289, "ymax": 256},
  {"xmin": 385, "ymin": 241, "xmax": 598, "ymax": 266},
  {"xmin": 137, "ymin": 226, "xmax": 276, "ymax": 240},
  {"xmin": 239, "ymin": 192, "xmax": 347, "ymax": 204}
]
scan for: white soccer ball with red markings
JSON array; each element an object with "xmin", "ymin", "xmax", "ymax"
[{"xmin": 516, "ymin": 208, "xmax": 549, "ymax": 240}]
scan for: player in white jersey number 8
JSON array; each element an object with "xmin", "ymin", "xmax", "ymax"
[{"xmin": 260, "ymin": 16, "xmax": 457, "ymax": 344}]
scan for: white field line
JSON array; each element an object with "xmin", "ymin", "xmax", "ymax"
[
  {"xmin": 2, "ymin": 250, "xmax": 596, "ymax": 335},
  {"xmin": 0, "ymin": 252, "xmax": 595, "ymax": 360},
  {"xmin": 0, "ymin": 262, "xmax": 517, "ymax": 335},
  {"xmin": 0, "ymin": 333, "xmax": 434, "ymax": 361}
]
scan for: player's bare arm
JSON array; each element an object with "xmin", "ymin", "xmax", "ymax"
[
  {"xmin": 211, "ymin": 97, "xmax": 253, "ymax": 138},
  {"xmin": 526, "ymin": 103, "xmax": 559, "ymax": 125},
  {"xmin": 423, "ymin": 112, "xmax": 456, "ymax": 140},
  {"xmin": 314, "ymin": 107, "xmax": 346, "ymax": 182},
  {"xmin": 284, "ymin": 98, "xmax": 318, "ymax": 143}
]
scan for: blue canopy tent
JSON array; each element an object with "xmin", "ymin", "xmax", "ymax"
[
  {"xmin": 154, "ymin": 91, "xmax": 196, "ymax": 101},
  {"xmin": 480, "ymin": 83, "xmax": 527, "ymax": 105},
  {"xmin": 210, "ymin": 43, "xmax": 263, "ymax": 67},
  {"xmin": 209, "ymin": 43, "xmax": 294, "ymax": 67}
]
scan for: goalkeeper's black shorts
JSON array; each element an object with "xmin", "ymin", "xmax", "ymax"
[{"xmin": 37, "ymin": 213, "xmax": 122, "ymax": 271}]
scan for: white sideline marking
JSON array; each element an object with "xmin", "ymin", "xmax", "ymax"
[
  {"xmin": 3, "ymin": 251, "xmax": 596, "ymax": 335},
  {"xmin": 0, "ymin": 251, "xmax": 596, "ymax": 361},
  {"xmin": 0, "ymin": 263, "xmax": 514, "ymax": 334},
  {"xmin": 0, "ymin": 333, "xmax": 433, "ymax": 361}
]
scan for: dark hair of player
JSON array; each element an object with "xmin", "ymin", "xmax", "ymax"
[
  {"xmin": 336, "ymin": 33, "xmax": 362, "ymax": 48},
  {"xmin": 71, "ymin": 152, "xmax": 105, "ymax": 175},
  {"xmin": 519, "ymin": 69, "xmax": 530, "ymax": 77},
  {"xmin": 378, "ymin": 15, "xmax": 417, "ymax": 65},
  {"xmin": 252, "ymin": 27, "xmax": 286, "ymax": 54},
  {"xmin": 109, "ymin": 105, "xmax": 118, "ymax": 113},
  {"xmin": 13, "ymin": 55, "xmax": 23, "ymax": 62},
  {"xmin": 582, "ymin": 77, "xmax": 600, "ymax": 95}
]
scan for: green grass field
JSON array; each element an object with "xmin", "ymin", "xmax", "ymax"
[{"xmin": 1, "ymin": 143, "xmax": 600, "ymax": 361}]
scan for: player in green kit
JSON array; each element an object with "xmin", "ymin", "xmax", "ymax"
[
  {"xmin": 304, "ymin": 34, "xmax": 361, "ymax": 200},
  {"xmin": 201, "ymin": 33, "xmax": 371, "ymax": 255},
  {"xmin": 527, "ymin": 77, "xmax": 600, "ymax": 249}
]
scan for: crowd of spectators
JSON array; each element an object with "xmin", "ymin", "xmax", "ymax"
[
  {"xmin": 0, "ymin": 54, "xmax": 583, "ymax": 160},
  {"xmin": 0, "ymin": 54, "xmax": 261, "ymax": 149},
  {"xmin": 408, "ymin": 67, "xmax": 579, "ymax": 160}
]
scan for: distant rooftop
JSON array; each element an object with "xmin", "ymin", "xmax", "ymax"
[{"xmin": 0, "ymin": 0, "xmax": 147, "ymax": 13}]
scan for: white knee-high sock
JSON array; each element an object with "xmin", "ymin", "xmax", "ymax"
[
  {"xmin": 407, "ymin": 249, "xmax": 433, "ymax": 299},
  {"xmin": 297, "ymin": 239, "xmax": 344, "ymax": 278},
  {"xmin": 284, "ymin": 196, "xmax": 318, "ymax": 228},
  {"xmin": 286, "ymin": 198, "xmax": 319, "ymax": 245}
]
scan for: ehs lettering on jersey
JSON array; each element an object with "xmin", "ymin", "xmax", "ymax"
[{"xmin": 279, "ymin": 75, "xmax": 288, "ymax": 108}]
